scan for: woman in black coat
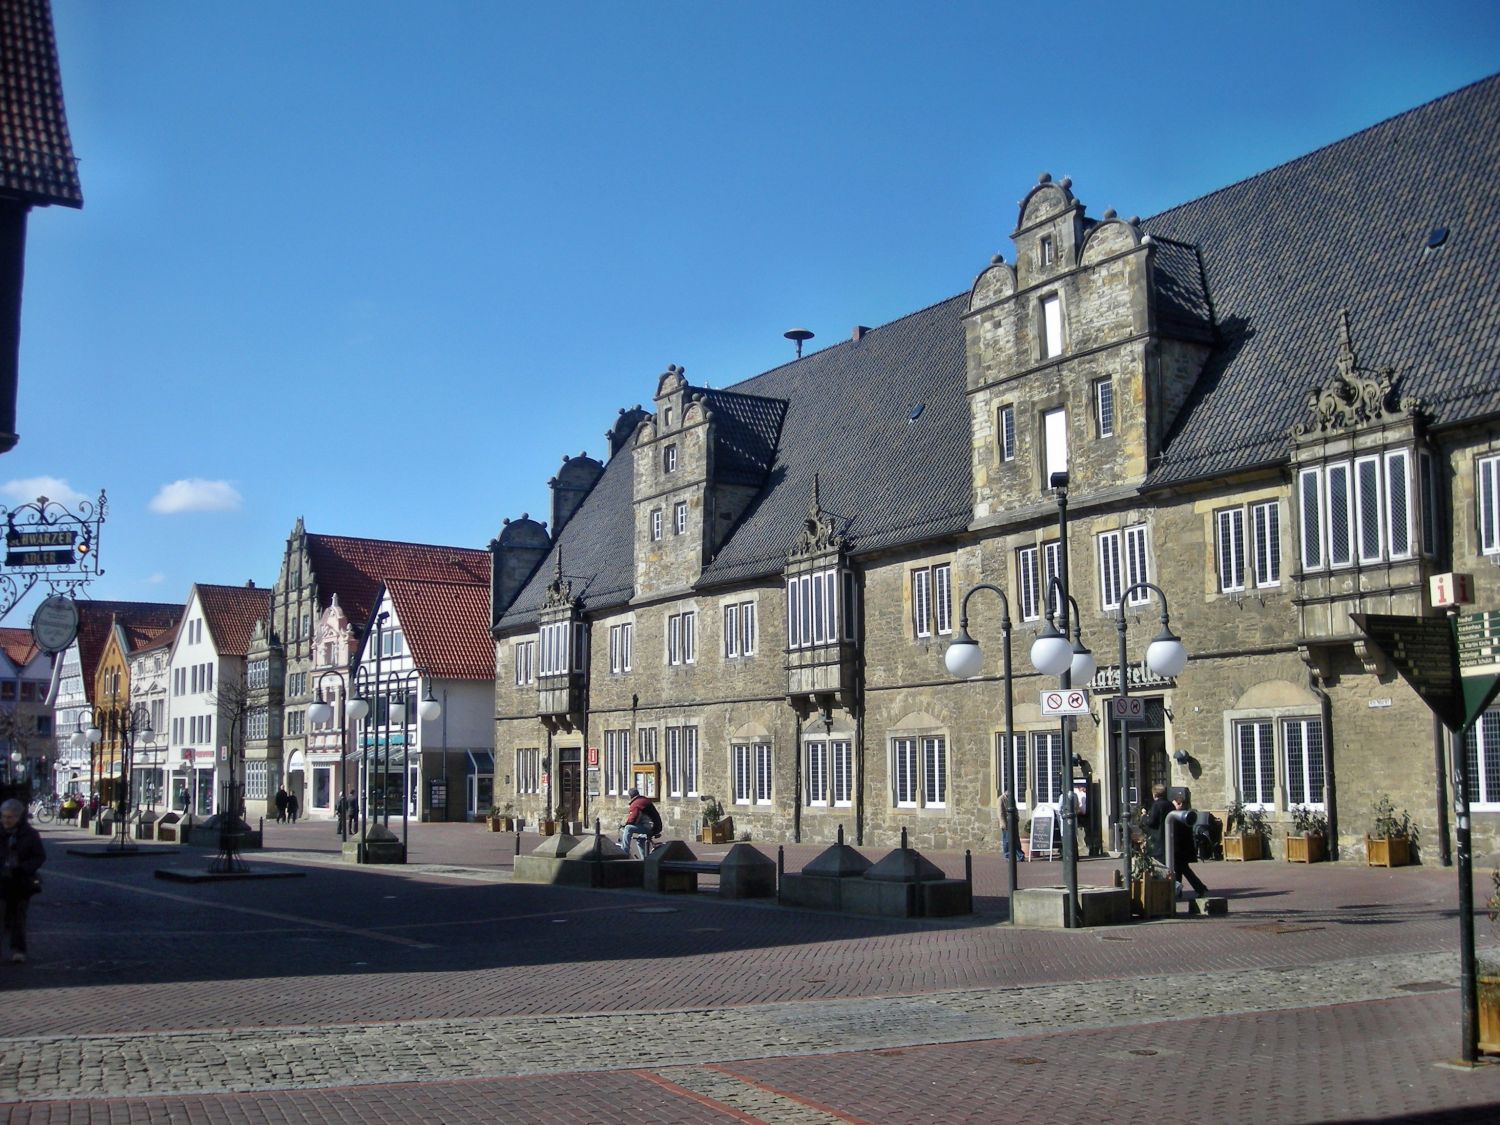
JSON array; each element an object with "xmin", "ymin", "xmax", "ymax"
[{"xmin": 0, "ymin": 798, "xmax": 46, "ymax": 963}]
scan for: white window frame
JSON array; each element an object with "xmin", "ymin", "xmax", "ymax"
[
  {"xmin": 999, "ymin": 404, "xmax": 1016, "ymax": 462},
  {"xmin": 604, "ymin": 729, "xmax": 630, "ymax": 796},
  {"xmin": 1251, "ymin": 500, "xmax": 1281, "ymax": 588},
  {"xmin": 1283, "ymin": 717, "xmax": 1326, "ymax": 809},
  {"xmin": 1464, "ymin": 709, "xmax": 1500, "ymax": 810},
  {"xmin": 650, "ymin": 509, "xmax": 662, "ymax": 541},
  {"xmin": 1018, "ymin": 546, "xmax": 1040, "ymax": 622},
  {"xmin": 1234, "ymin": 720, "xmax": 1276, "ymax": 808},
  {"xmin": 1039, "ymin": 294, "xmax": 1062, "ymax": 359},
  {"xmin": 1031, "ymin": 731, "xmax": 1063, "ymax": 806},
  {"xmin": 514, "ymin": 639, "xmax": 535, "ymax": 686},
  {"xmin": 663, "ymin": 443, "xmax": 678, "ymax": 473},
  {"xmin": 1094, "ymin": 378, "xmax": 1115, "ymax": 438},
  {"xmin": 831, "ymin": 738, "xmax": 853, "ymax": 807},
  {"xmin": 517, "ymin": 748, "xmax": 541, "ymax": 795},
  {"xmin": 733, "ymin": 744, "xmax": 754, "ymax": 804},
  {"xmin": 1099, "ymin": 531, "xmax": 1124, "ymax": 609},
  {"xmin": 787, "ymin": 568, "xmax": 842, "ymax": 650},
  {"xmin": 609, "ymin": 623, "xmax": 633, "ymax": 674},
  {"xmin": 1042, "ymin": 408, "xmax": 1068, "ymax": 483},
  {"xmin": 1039, "ymin": 236, "xmax": 1054, "ymax": 267},
  {"xmin": 754, "ymin": 743, "xmax": 772, "ymax": 805},
  {"xmin": 1300, "ymin": 455, "xmax": 1422, "ymax": 572},
  {"xmin": 1215, "ymin": 508, "xmax": 1246, "ymax": 593},
  {"xmin": 723, "ymin": 600, "xmax": 755, "ymax": 659},
  {"xmin": 922, "ymin": 736, "xmax": 947, "ymax": 809},
  {"xmin": 995, "ymin": 732, "xmax": 1028, "ymax": 807},
  {"xmin": 1099, "ymin": 527, "xmax": 1149, "ymax": 610},
  {"xmin": 892, "ymin": 737, "xmax": 918, "ymax": 808},
  {"xmin": 674, "ymin": 501, "xmax": 687, "ymax": 535},
  {"xmin": 1479, "ymin": 455, "xmax": 1500, "ymax": 557}
]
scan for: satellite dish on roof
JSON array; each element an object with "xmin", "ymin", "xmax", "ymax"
[{"xmin": 784, "ymin": 328, "xmax": 814, "ymax": 358}]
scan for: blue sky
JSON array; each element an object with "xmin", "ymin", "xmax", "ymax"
[{"xmin": 5, "ymin": 0, "xmax": 1500, "ymax": 619}]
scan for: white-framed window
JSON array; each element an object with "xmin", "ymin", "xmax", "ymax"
[
  {"xmin": 995, "ymin": 732, "xmax": 1027, "ymax": 806},
  {"xmin": 604, "ymin": 729, "xmax": 630, "ymax": 795},
  {"xmin": 667, "ymin": 611, "xmax": 696, "ymax": 666},
  {"xmin": 1252, "ymin": 500, "xmax": 1282, "ymax": 588},
  {"xmin": 1283, "ymin": 718, "xmax": 1325, "ymax": 808},
  {"xmin": 1234, "ymin": 720, "xmax": 1277, "ymax": 807},
  {"xmin": 1480, "ymin": 455, "xmax": 1500, "ymax": 557},
  {"xmin": 245, "ymin": 761, "xmax": 269, "ymax": 801},
  {"xmin": 1098, "ymin": 526, "xmax": 1150, "ymax": 611},
  {"xmin": 1217, "ymin": 502, "xmax": 1281, "ymax": 592},
  {"xmin": 517, "ymin": 748, "xmax": 540, "ymax": 794},
  {"xmin": 514, "ymin": 639, "xmax": 535, "ymax": 686},
  {"xmin": 1464, "ymin": 708, "xmax": 1500, "ymax": 809},
  {"xmin": 1039, "ymin": 236, "xmax": 1054, "ymax": 267},
  {"xmin": 666, "ymin": 725, "xmax": 697, "ymax": 797},
  {"xmin": 538, "ymin": 621, "xmax": 573, "ymax": 676},
  {"xmin": 1031, "ymin": 731, "xmax": 1063, "ymax": 805},
  {"xmin": 650, "ymin": 509, "xmax": 662, "ymax": 541},
  {"xmin": 733, "ymin": 744, "xmax": 754, "ymax": 804},
  {"xmin": 1094, "ymin": 378, "xmax": 1115, "ymax": 438},
  {"xmin": 609, "ymin": 623, "xmax": 633, "ymax": 673},
  {"xmin": 286, "ymin": 710, "xmax": 304, "ymax": 736},
  {"xmin": 786, "ymin": 568, "xmax": 852, "ymax": 649},
  {"xmin": 636, "ymin": 726, "xmax": 658, "ymax": 763},
  {"xmin": 808, "ymin": 738, "xmax": 853, "ymax": 807},
  {"xmin": 1042, "ymin": 407, "xmax": 1068, "ymax": 483},
  {"xmin": 248, "ymin": 660, "xmax": 268, "ymax": 690},
  {"xmin": 247, "ymin": 708, "xmax": 268, "ymax": 741},
  {"xmin": 1017, "ymin": 541, "xmax": 1061, "ymax": 622},
  {"xmin": 998, "ymin": 404, "xmax": 1016, "ymax": 462},
  {"xmin": 663, "ymin": 444, "xmax": 678, "ymax": 473},
  {"xmin": 754, "ymin": 743, "xmax": 772, "ymax": 804},
  {"xmin": 723, "ymin": 601, "xmax": 756, "ymax": 658},
  {"xmin": 1299, "ymin": 453, "xmax": 1415, "ymax": 571},
  {"xmin": 890, "ymin": 736, "xmax": 946, "ymax": 809},
  {"xmin": 674, "ymin": 501, "xmax": 688, "ymax": 535},
  {"xmin": 1215, "ymin": 507, "xmax": 1246, "ymax": 593},
  {"xmin": 910, "ymin": 563, "xmax": 952, "ymax": 639},
  {"xmin": 1039, "ymin": 294, "xmax": 1062, "ymax": 360}
]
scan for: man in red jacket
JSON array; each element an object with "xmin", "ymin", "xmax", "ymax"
[{"xmin": 619, "ymin": 787, "xmax": 661, "ymax": 858}]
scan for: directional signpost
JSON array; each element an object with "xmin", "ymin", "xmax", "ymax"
[{"xmin": 1353, "ymin": 609, "xmax": 1500, "ymax": 1064}]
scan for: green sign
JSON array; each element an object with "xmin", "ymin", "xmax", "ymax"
[{"xmin": 1353, "ymin": 612, "xmax": 1500, "ymax": 733}]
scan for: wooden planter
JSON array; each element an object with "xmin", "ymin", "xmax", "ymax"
[
  {"xmin": 700, "ymin": 816, "xmax": 735, "ymax": 844},
  {"xmin": 1366, "ymin": 834, "xmax": 1411, "ymax": 867},
  {"xmin": 1480, "ymin": 975, "xmax": 1500, "ymax": 1055},
  {"xmin": 538, "ymin": 819, "xmax": 557, "ymax": 837},
  {"xmin": 1132, "ymin": 876, "xmax": 1175, "ymax": 918},
  {"xmin": 1223, "ymin": 832, "xmax": 1266, "ymax": 861},
  {"xmin": 1285, "ymin": 833, "xmax": 1326, "ymax": 863}
]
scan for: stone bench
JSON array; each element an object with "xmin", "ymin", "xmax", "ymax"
[{"xmin": 646, "ymin": 841, "xmax": 775, "ymax": 897}]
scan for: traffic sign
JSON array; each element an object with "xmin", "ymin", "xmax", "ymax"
[
  {"xmin": 1040, "ymin": 689, "xmax": 1091, "ymax": 716},
  {"xmin": 1109, "ymin": 695, "xmax": 1146, "ymax": 722}
]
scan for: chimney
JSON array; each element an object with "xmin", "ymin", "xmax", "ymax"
[{"xmin": 852, "ymin": 325, "xmax": 870, "ymax": 342}]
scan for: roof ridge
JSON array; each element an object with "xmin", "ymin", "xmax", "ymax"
[
  {"xmin": 308, "ymin": 530, "xmax": 487, "ymax": 555},
  {"xmin": 1144, "ymin": 71, "xmax": 1500, "ymax": 227}
]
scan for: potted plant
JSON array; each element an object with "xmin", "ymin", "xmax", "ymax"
[
  {"xmin": 1130, "ymin": 833, "xmax": 1174, "ymax": 918},
  {"xmin": 1366, "ymin": 794, "xmax": 1415, "ymax": 867},
  {"xmin": 1285, "ymin": 804, "xmax": 1328, "ymax": 863},
  {"xmin": 538, "ymin": 816, "xmax": 557, "ymax": 836},
  {"xmin": 1223, "ymin": 798, "xmax": 1269, "ymax": 861},
  {"xmin": 700, "ymin": 796, "xmax": 734, "ymax": 844}
]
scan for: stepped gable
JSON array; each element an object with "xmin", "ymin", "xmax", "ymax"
[
  {"xmin": 1144, "ymin": 73, "xmax": 1500, "ymax": 486},
  {"xmin": 305, "ymin": 533, "xmax": 490, "ymax": 633},
  {"xmin": 0, "ymin": 0, "xmax": 82, "ymax": 207},
  {"xmin": 0, "ymin": 627, "xmax": 41, "ymax": 667},
  {"xmin": 383, "ymin": 578, "xmax": 492, "ymax": 680},
  {"xmin": 195, "ymin": 584, "xmax": 272, "ymax": 658},
  {"xmin": 73, "ymin": 600, "xmax": 183, "ymax": 697}
]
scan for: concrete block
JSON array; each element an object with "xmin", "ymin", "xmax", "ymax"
[
  {"xmin": 1012, "ymin": 886, "xmax": 1131, "ymax": 928},
  {"xmin": 719, "ymin": 843, "xmax": 776, "ymax": 899}
]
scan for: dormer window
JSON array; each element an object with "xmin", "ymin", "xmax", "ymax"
[
  {"xmin": 663, "ymin": 444, "xmax": 678, "ymax": 473},
  {"xmin": 1040, "ymin": 236, "xmax": 1054, "ymax": 267}
]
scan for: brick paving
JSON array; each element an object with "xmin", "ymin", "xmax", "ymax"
[{"xmin": 2, "ymin": 819, "xmax": 1496, "ymax": 1121}]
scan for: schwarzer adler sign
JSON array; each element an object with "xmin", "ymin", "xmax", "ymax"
[{"xmin": 0, "ymin": 490, "xmax": 107, "ymax": 622}]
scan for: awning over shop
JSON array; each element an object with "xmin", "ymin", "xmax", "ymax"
[{"xmin": 465, "ymin": 751, "xmax": 494, "ymax": 774}]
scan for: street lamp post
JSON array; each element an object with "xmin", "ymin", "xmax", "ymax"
[
  {"xmin": 388, "ymin": 669, "xmax": 442, "ymax": 860},
  {"xmin": 307, "ymin": 669, "xmax": 356, "ymax": 841},
  {"xmin": 943, "ymin": 584, "xmax": 1020, "ymax": 914},
  {"xmin": 1114, "ymin": 582, "xmax": 1189, "ymax": 901}
]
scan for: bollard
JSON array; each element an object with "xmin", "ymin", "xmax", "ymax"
[
  {"xmin": 777, "ymin": 845, "xmax": 785, "ymax": 905},
  {"xmin": 837, "ymin": 824, "xmax": 845, "ymax": 846},
  {"xmin": 965, "ymin": 849, "xmax": 974, "ymax": 914},
  {"xmin": 514, "ymin": 828, "xmax": 520, "ymax": 859},
  {"xmin": 901, "ymin": 826, "xmax": 909, "ymax": 851}
]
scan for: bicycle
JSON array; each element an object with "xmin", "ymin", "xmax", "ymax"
[{"xmin": 29, "ymin": 794, "xmax": 59, "ymax": 824}]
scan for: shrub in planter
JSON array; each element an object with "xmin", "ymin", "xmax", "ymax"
[
  {"xmin": 1223, "ymin": 798, "xmax": 1269, "ymax": 861},
  {"xmin": 1286, "ymin": 804, "xmax": 1328, "ymax": 863},
  {"xmin": 1366, "ymin": 794, "xmax": 1416, "ymax": 867},
  {"xmin": 700, "ymin": 797, "xmax": 734, "ymax": 843}
]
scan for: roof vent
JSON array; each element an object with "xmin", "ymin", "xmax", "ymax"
[
  {"xmin": 852, "ymin": 325, "xmax": 870, "ymax": 342},
  {"xmin": 784, "ymin": 328, "xmax": 814, "ymax": 358},
  {"xmin": 908, "ymin": 404, "xmax": 925, "ymax": 423},
  {"xmin": 1427, "ymin": 226, "xmax": 1449, "ymax": 250}
]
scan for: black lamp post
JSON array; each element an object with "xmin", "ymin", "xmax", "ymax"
[
  {"xmin": 307, "ymin": 668, "xmax": 354, "ymax": 841},
  {"xmin": 387, "ymin": 667, "xmax": 442, "ymax": 863},
  {"xmin": 1113, "ymin": 582, "xmax": 1189, "ymax": 901}
]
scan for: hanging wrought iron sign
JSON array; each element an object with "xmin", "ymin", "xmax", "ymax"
[{"xmin": 0, "ymin": 490, "xmax": 106, "ymax": 621}]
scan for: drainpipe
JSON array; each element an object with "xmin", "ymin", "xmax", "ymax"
[
  {"xmin": 1434, "ymin": 712, "xmax": 1453, "ymax": 866},
  {"xmin": 1310, "ymin": 671, "xmax": 1338, "ymax": 860},
  {"xmin": 793, "ymin": 709, "xmax": 803, "ymax": 844}
]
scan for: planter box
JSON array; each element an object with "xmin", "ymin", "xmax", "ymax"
[
  {"xmin": 1132, "ymin": 876, "xmax": 1175, "ymax": 918},
  {"xmin": 487, "ymin": 817, "xmax": 514, "ymax": 832},
  {"xmin": 1285, "ymin": 833, "xmax": 1326, "ymax": 863},
  {"xmin": 1366, "ymin": 834, "xmax": 1411, "ymax": 867},
  {"xmin": 538, "ymin": 820, "xmax": 557, "ymax": 837},
  {"xmin": 1481, "ymin": 975, "xmax": 1500, "ymax": 1055},
  {"xmin": 1223, "ymin": 832, "xmax": 1266, "ymax": 861},
  {"xmin": 700, "ymin": 816, "xmax": 735, "ymax": 844}
]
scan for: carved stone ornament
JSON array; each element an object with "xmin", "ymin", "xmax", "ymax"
[
  {"xmin": 790, "ymin": 475, "xmax": 847, "ymax": 559},
  {"xmin": 1293, "ymin": 310, "xmax": 1421, "ymax": 437},
  {"xmin": 541, "ymin": 552, "xmax": 575, "ymax": 610}
]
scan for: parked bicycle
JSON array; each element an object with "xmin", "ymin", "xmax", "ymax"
[{"xmin": 28, "ymin": 794, "xmax": 60, "ymax": 824}]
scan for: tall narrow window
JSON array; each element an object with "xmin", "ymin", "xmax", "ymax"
[
  {"xmin": 741, "ymin": 601, "xmax": 757, "ymax": 655},
  {"xmin": 1420, "ymin": 451, "xmax": 1441, "ymax": 557},
  {"xmin": 912, "ymin": 568, "xmax": 931, "ymax": 639},
  {"xmin": 1039, "ymin": 294, "xmax": 1062, "ymax": 359},
  {"xmin": 754, "ymin": 743, "xmax": 772, "ymax": 804},
  {"xmin": 1463, "ymin": 708, "xmax": 1500, "ymax": 808},
  {"xmin": 1039, "ymin": 236, "xmax": 1054, "ymax": 267},
  {"xmin": 1124, "ymin": 526, "xmax": 1149, "ymax": 604},
  {"xmin": 1482, "ymin": 456, "xmax": 1500, "ymax": 556},
  {"xmin": 1099, "ymin": 530, "xmax": 1124, "ymax": 609},
  {"xmin": 663, "ymin": 444, "xmax": 678, "ymax": 473},
  {"xmin": 831, "ymin": 739, "xmax": 853, "ymax": 806},
  {"xmin": 1043, "ymin": 540, "xmax": 1062, "ymax": 618},
  {"xmin": 1283, "ymin": 718, "xmax": 1326, "ymax": 807},
  {"xmin": 999, "ymin": 404, "xmax": 1016, "ymax": 462},
  {"xmin": 921, "ymin": 736, "xmax": 947, "ymax": 808},
  {"xmin": 723, "ymin": 603, "xmax": 740, "ymax": 658},
  {"xmin": 674, "ymin": 501, "xmax": 687, "ymax": 535},
  {"xmin": 1327, "ymin": 463, "xmax": 1353, "ymax": 567},
  {"xmin": 1094, "ymin": 378, "xmax": 1115, "ymax": 438},
  {"xmin": 1017, "ymin": 546, "xmax": 1040, "ymax": 622},
  {"xmin": 995, "ymin": 732, "xmax": 1028, "ymax": 805},
  {"xmin": 1031, "ymin": 731, "xmax": 1063, "ymax": 805},
  {"xmin": 1386, "ymin": 450, "xmax": 1412, "ymax": 559},
  {"xmin": 733, "ymin": 744, "xmax": 754, "ymax": 804},
  {"xmin": 650, "ymin": 509, "xmax": 662, "ymax": 541},
  {"xmin": 806, "ymin": 741, "xmax": 828, "ymax": 806},
  {"xmin": 1251, "ymin": 501, "xmax": 1281, "ymax": 587},
  {"xmin": 1299, "ymin": 468, "xmax": 1323, "ymax": 569},
  {"xmin": 1235, "ymin": 721, "xmax": 1276, "ymax": 806},
  {"xmin": 1042, "ymin": 408, "xmax": 1068, "ymax": 484},
  {"xmin": 1355, "ymin": 455, "xmax": 1383, "ymax": 564},
  {"xmin": 892, "ymin": 738, "xmax": 918, "ymax": 807},
  {"xmin": 1216, "ymin": 508, "xmax": 1246, "ymax": 593}
]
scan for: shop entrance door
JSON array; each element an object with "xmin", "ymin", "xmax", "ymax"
[{"xmin": 558, "ymin": 748, "xmax": 581, "ymax": 825}]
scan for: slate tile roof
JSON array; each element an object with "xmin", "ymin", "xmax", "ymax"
[
  {"xmin": 0, "ymin": 626, "xmax": 41, "ymax": 668},
  {"xmin": 1143, "ymin": 72, "xmax": 1500, "ymax": 486},
  {"xmin": 73, "ymin": 601, "xmax": 184, "ymax": 699},
  {"xmin": 0, "ymin": 0, "xmax": 82, "ymax": 207},
  {"xmin": 699, "ymin": 388, "xmax": 788, "ymax": 487},
  {"xmin": 194, "ymin": 584, "xmax": 272, "ymax": 658},
  {"xmin": 385, "ymin": 578, "xmax": 494, "ymax": 680},
  {"xmin": 305, "ymin": 533, "xmax": 490, "ymax": 635}
]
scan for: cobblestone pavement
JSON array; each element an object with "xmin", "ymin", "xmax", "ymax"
[{"xmin": 3, "ymin": 821, "xmax": 1496, "ymax": 1121}]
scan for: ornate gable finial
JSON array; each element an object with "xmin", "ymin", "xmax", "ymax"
[
  {"xmin": 542, "ymin": 550, "xmax": 574, "ymax": 609},
  {"xmin": 1294, "ymin": 310, "xmax": 1420, "ymax": 437},
  {"xmin": 790, "ymin": 474, "xmax": 847, "ymax": 559}
]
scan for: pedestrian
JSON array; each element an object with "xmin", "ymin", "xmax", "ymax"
[
  {"xmin": 274, "ymin": 786, "xmax": 289, "ymax": 823},
  {"xmin": 348, "ymin": 794, "xmax": 359, "ymax": 830},
  {"xmin": 286, "ymin": 791, "xmax": 300, "ymax": 823},
  {"xmin": 619, "ymin": 787, "xmax": 661, "ymax": 858},
  {"xmin": 0, "ymin": 798, "xmax": 45, "ymax": 964},
  {"xmin": 1142, "ymin": 783, "xmax": 1171, "ymax": 864},
  {"xmin": 1167, "ymin": 792, "xmax": 1209, "ymax": 899},
  {"xmin": 335, "ymin": 793, "xmax": 347, "ymax": 834}
]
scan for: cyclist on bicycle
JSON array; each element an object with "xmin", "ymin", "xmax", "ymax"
[{"xmin": 619, "ymin": 787, "xmax": 661, "ymax": 859}]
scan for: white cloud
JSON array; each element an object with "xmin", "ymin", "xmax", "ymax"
[
  {"xmin": 144, "ymin": 572, "xmax": 166, "ymax": 585},
  {"xmin": 0, "ymin": 476, "xmax": 88, "ymax": 507},
  {"xmin": 149, "ymin": 479, "xmax": 243, "ymax": 515}
]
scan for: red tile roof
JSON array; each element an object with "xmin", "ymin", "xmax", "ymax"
[
  {"xmin": 195, "ymin": 583, "xmax": 272, "ymax": 658},
  {"xmin": 0, "ymin": 626, "xmax": 41, "ymax": 668},
  {"xmin": 384, "ymin": 579, "xmax": 494, "ymax": 681},
  {"xmin": 306, "ymin": 533, "xmax": 490, "ymax": 637},
  {"xmin": 0, "ymin": 0, "xmax": 83, "ymax": 207},
  {"xmin": 74, "ymin": 600, "xmax": 184, "ymax": 701}
]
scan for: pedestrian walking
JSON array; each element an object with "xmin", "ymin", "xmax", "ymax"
[
  {"xmin": 287, "ymin": 791, "xmax": 300, "ymax": 823},
  {"xmin": 0, "ymin": 798, "xmax": 45, "ymax": 964},
  {"xmin": 1168, "ymin": 793, "xmax": 1209, "ymax": 899},
  {"xmin": 274, "ymin": 786, "xmax": 289, "ymax": 823},
  {"xmin": 1142, "ymin": 783, "xmax": 1171, "ymax": 864},
  {"xmin": 335, "ymin": 793, "xmax": 347, "ymax": 834}
]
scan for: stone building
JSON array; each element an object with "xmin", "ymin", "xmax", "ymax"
[{"xmin": 492, "ymin": 76, "xmax": 1500, "ymax": 862}]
